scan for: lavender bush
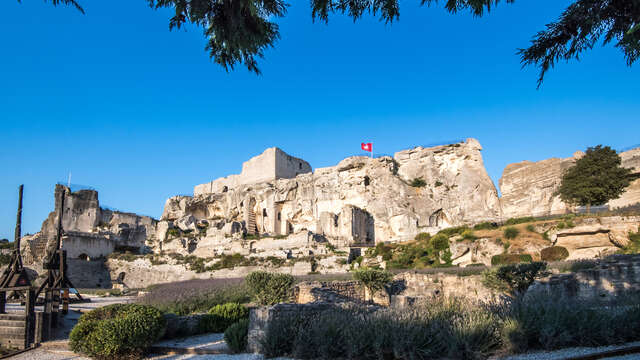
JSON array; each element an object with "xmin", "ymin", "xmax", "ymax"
[{"xmin": 138, "ymin": 278, "xmax": 250, "ymax": 315}]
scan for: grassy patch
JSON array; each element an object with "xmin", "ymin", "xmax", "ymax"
[
  {"xmin": 138, "ymin": 278, "xmax": 250, "ymax": 315},
  {"xmin": 504, "ymin": 227, "xmax": 520, "ymax": 240},
  {"xmin": 505, "ymin": 217, "xmax": 536, "ymax": 226}
]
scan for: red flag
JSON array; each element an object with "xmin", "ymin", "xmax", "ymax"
[{"xmin": 361, "ymin": 143, "xmax": 372, "ymax": 152}]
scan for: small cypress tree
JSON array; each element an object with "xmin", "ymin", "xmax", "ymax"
[{"xmin": 557, "ymin": 145, "xmax": 632, "ymax": 213}]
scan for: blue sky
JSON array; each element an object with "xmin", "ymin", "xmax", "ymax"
[{"xmin": 1, "ymin": 0, "xmax": 638, "ymax": 240}]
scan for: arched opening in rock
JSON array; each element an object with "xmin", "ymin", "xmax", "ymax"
[
  {"xmin": 363, "ymin": 176, "xmax": 370, "ymax": 186},
  {"xmin": 429, "ymin": 209, "xmax": 450, "ymax": 228},
  {"xmin": 78, "ymin": 253, "xmax": 90, "ymax": 261},
  {"xmin": 222, "ymin": 186, "xmax": 228, "ymax": 193}
]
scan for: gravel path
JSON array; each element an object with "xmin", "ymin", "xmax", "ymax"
[
  {"xmin": 152, "ymin": 333, "xmax": 228, "ymax": 352},
  {"xmin": 495, "ymin": 341, "xmax": 640, "ymax": 360}
]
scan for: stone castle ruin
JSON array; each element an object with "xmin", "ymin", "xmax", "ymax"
[{"xmin": 15, "ymin": 139, "xmax": 640, "ymax": 288}]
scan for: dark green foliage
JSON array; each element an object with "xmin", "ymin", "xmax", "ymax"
[
  {"xmin": 434, "ymin": 180, "xmax": 444, "ymax": 187},
  {"xmin": 148, "ymin": 0, "xmax": 287, "ymax": 74},
  {"xmin": 517, "ymin": 0, "xmax": 640, "ymax": 87},
  {"xmin": 473, "ymin": 222, "xmax": 498, "ymax": 230},
  {"xmin": 224, "ymin": 319, "xmax": 249, "ymax": 353},
  {"xmin": 491, "ymin": 254, "xmax": 532, "ymax": 266},
  {"xmin": 371, "ymin": 242, "xmax": 393, "ymax": 260},
  {"xmin": 69, "ymin": 304, "xmax": 166, "ymax": 358},
  {"xmin": 504, "ymin": 295, "xmax": 640, "ymax": 352},
  {"xmin": 245, "ymin": 271, "xmax": 295, "ymax": 305},
  {"xmin": 494, "ymin": 262, "xmax": 547, "ymax": 294},
  {"xmin": 540, "ymin": 246, "xmax": 569, "ymax": 261},
  {"xmin": 410, "ymin": 177, "xmax": 427, "ymax": 187},
  {"xmin": 621, "ymin": 227, "xmax": 640, "ymax": 254},
  {"xmin": 504, "ymin": 227, "xmax": 519, "ymax": 240},
  {"xmin": 209, "ymin": 253, "xmax": 256, "ymax": 270},
  {"xmin": 525, "ymin": 224, "xmax": 536, "ymax": 233},
  {"xmin": 552, "ymin": 259, "xmax": 598, "ymax": 273},
  {"xmin": 0, "ymin": 253, "xmax": 11, "ymax": 266},
  {"xmin": 259, "ymin": 298, "xmax": 502, "ymax": 359},
  {"xmin": 199, "ymin": 303, "xmax": 249, "ymax": 333},
  {"xmin": 505, "ymin": 217, "xmax": 535, "ymax": 226},
  {"xmin": 261, "ymin": 292, "xmax": 640, "ymax": 358},
  {"xmin": 437, "ymin": 226, "xmax": 469, "ymax": 237},
  {"xmin": 0, "ymin": 240, "xmax": 13, "ymax": 249},
  {"xmin": 353, "ymin": 267, "xmax": 393, "ymax": 295},
  {"xmin": 542, "ymin": 231, "xmax": 550, "ymax": 241},
  {"xmin": 558, "ymin": 145, "xmax": 632, "ymax": 209},
  {"xmin": 430, "ymin": 234, "xmax": 450, "ymax": 251},
  {"xmin": 22, "ymin": 0, "xmax": 84, "ymax": 13},
  {"xmin": 414, "ymin": 232, "xmax": 431, "ymax": 242}
]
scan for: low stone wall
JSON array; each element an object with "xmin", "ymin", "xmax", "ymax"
[
  {"xmin": 162, "ymin": 313, "xmax": 211, "ymax": 339},
  {"xmin": 247, "ymin": 303, "xmax": 344, "ymax": 353},
  {"xmin": 294, "ymin": 281, "xmax": 365, "ymax": 303},
  {"xmin": 67, "ymin": 259, "xmax": 112, "ymax": 288},
  {"xmin": 390, "ymin": 271, "xmax": 497, "ymax": 306},
  {"xmin": 528, "ymin": 254, "xmax": 640, "ymax": 302}
]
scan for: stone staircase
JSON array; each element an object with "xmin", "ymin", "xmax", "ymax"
[
  {"xmin": 0, "ymin": 312, "xmax": 28, "ymax": 350},
  {"xmin": 247, "ymin": 210, "xmax": 257, "ymax": 235}
]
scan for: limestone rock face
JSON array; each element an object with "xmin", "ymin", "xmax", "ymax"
[
  {"xmin": 499, "ymin": 147, "xmax": 640, "ymax": 218},
  {"xmin": 548, "ymin": 216, "xmax": 640, "ymax": 260},
  {"xmin": 160, "ymin": 139, "xmax": 502, "ymax": 257},
  {"xmin": 499, "ymin": 154, "xmax": 580, "ymax": 219}
]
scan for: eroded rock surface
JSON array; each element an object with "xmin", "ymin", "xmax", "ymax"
[{"xmin": 499, "ymin": 147, "xmax": 640, "ymax": 218}]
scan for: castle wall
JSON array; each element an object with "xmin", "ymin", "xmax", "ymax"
[{"xmin": 194, "ymin": 147, "xmax": 312, "ymax": 196}]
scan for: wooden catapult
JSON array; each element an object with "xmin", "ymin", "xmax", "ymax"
[{"xmin": 0, "ymin": 185, "xmax": 85, "ymax": 348}]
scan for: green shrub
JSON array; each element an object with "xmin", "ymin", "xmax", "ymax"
[
  {"xmin": 414, "ymin": 232, "xmax": 431, "ymax": 242},
  {"xmin": 0, "ymin": 253, "xmax": 11, "ymax": 266},
  {"xmin": 540, "ymin": 246, "xmax": 569, "ymax": 261},
  {"xmin": 410, "ymin": 178, "xmax": 427, "ymax": 187},
  {"xmin": 371, "ymin": 242, "xmax": 393, "ymax": 261},
  {"xmin": 504, "ymin": 227, "xmax": 520, "ymax": 240},
  {"xmin": 542, "ymin": 231, "xmax": 550, "ymax": 241},
  {"xmin": 430, "ymin": 234, "xmax": 450, "ymax": 251},
  {"xmin": 353, "ymin": 268, "xmax": 393, "ymax": 296},
  {"xmin": 505, "ymin": 217, "xmax": 535, "ymax": 226},
  {"xmin": 437, "ymin": 226, "xmax": 469, "ymax": 237},
  {"xmin": 491, "ymin": 254, "xmax": 532, "ymax": 266},
  {"xmin": 494, "ymin": 262, "xmax": 547, "ymax": 294},
  {"xmin": 525, "ymin": 224, "xmax": 536, "ymax": 233},
  {"xmin": 621, "ymin": 228, "xmax": 640, "ymax": 254},
  {"xmin": 167, "ymin": 228, "xmax": 180, "ymax": 238},
  {"xmin": 245, "ymin": 271, "xmax": 295, "ymax": 305},
  {"xmin": 473, "ymin": 222, "xmax": 498, "ymax": 230},
  {"xmin": 435, "ymin": 180, "xmax": 443, "ymax": 187},
  {"xmin": 504, "ymin": 294, "xmax": 640, "ymax": 352},
  {"xmin": 69, "ymin": 304, "xmax": 165, "ymax": 359},
  {"xmin": 259, "ymin": 298, "xmax": 502, "ymax": 359},
  {"xmin": 199, "ymin": 303, "xmax": 249, "ymax": 333},
  {"xmin": 224, "ymin": 319, "xmax": 249, "ymax": 353},
  {"xmin": 461, "ymin": 229, "xmax": 477, "ymax": 241}
]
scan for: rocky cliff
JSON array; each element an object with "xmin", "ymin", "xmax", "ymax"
[
  {"xmin": 156, "ymin": 139, "xmax": 502, "ymax": 260},
  {"xmin": 499, "ymin": 147, "xmax": 640, "ymax": 218}
]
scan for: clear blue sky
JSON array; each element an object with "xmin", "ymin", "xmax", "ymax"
[{"xmin": 1, "ymin": 0, "xmax": 638, "ymax": 240}]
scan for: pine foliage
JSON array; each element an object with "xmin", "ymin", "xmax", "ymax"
[{"xmin": 558, "ymin": 145, "xmax": 632, "ymax": 208}]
